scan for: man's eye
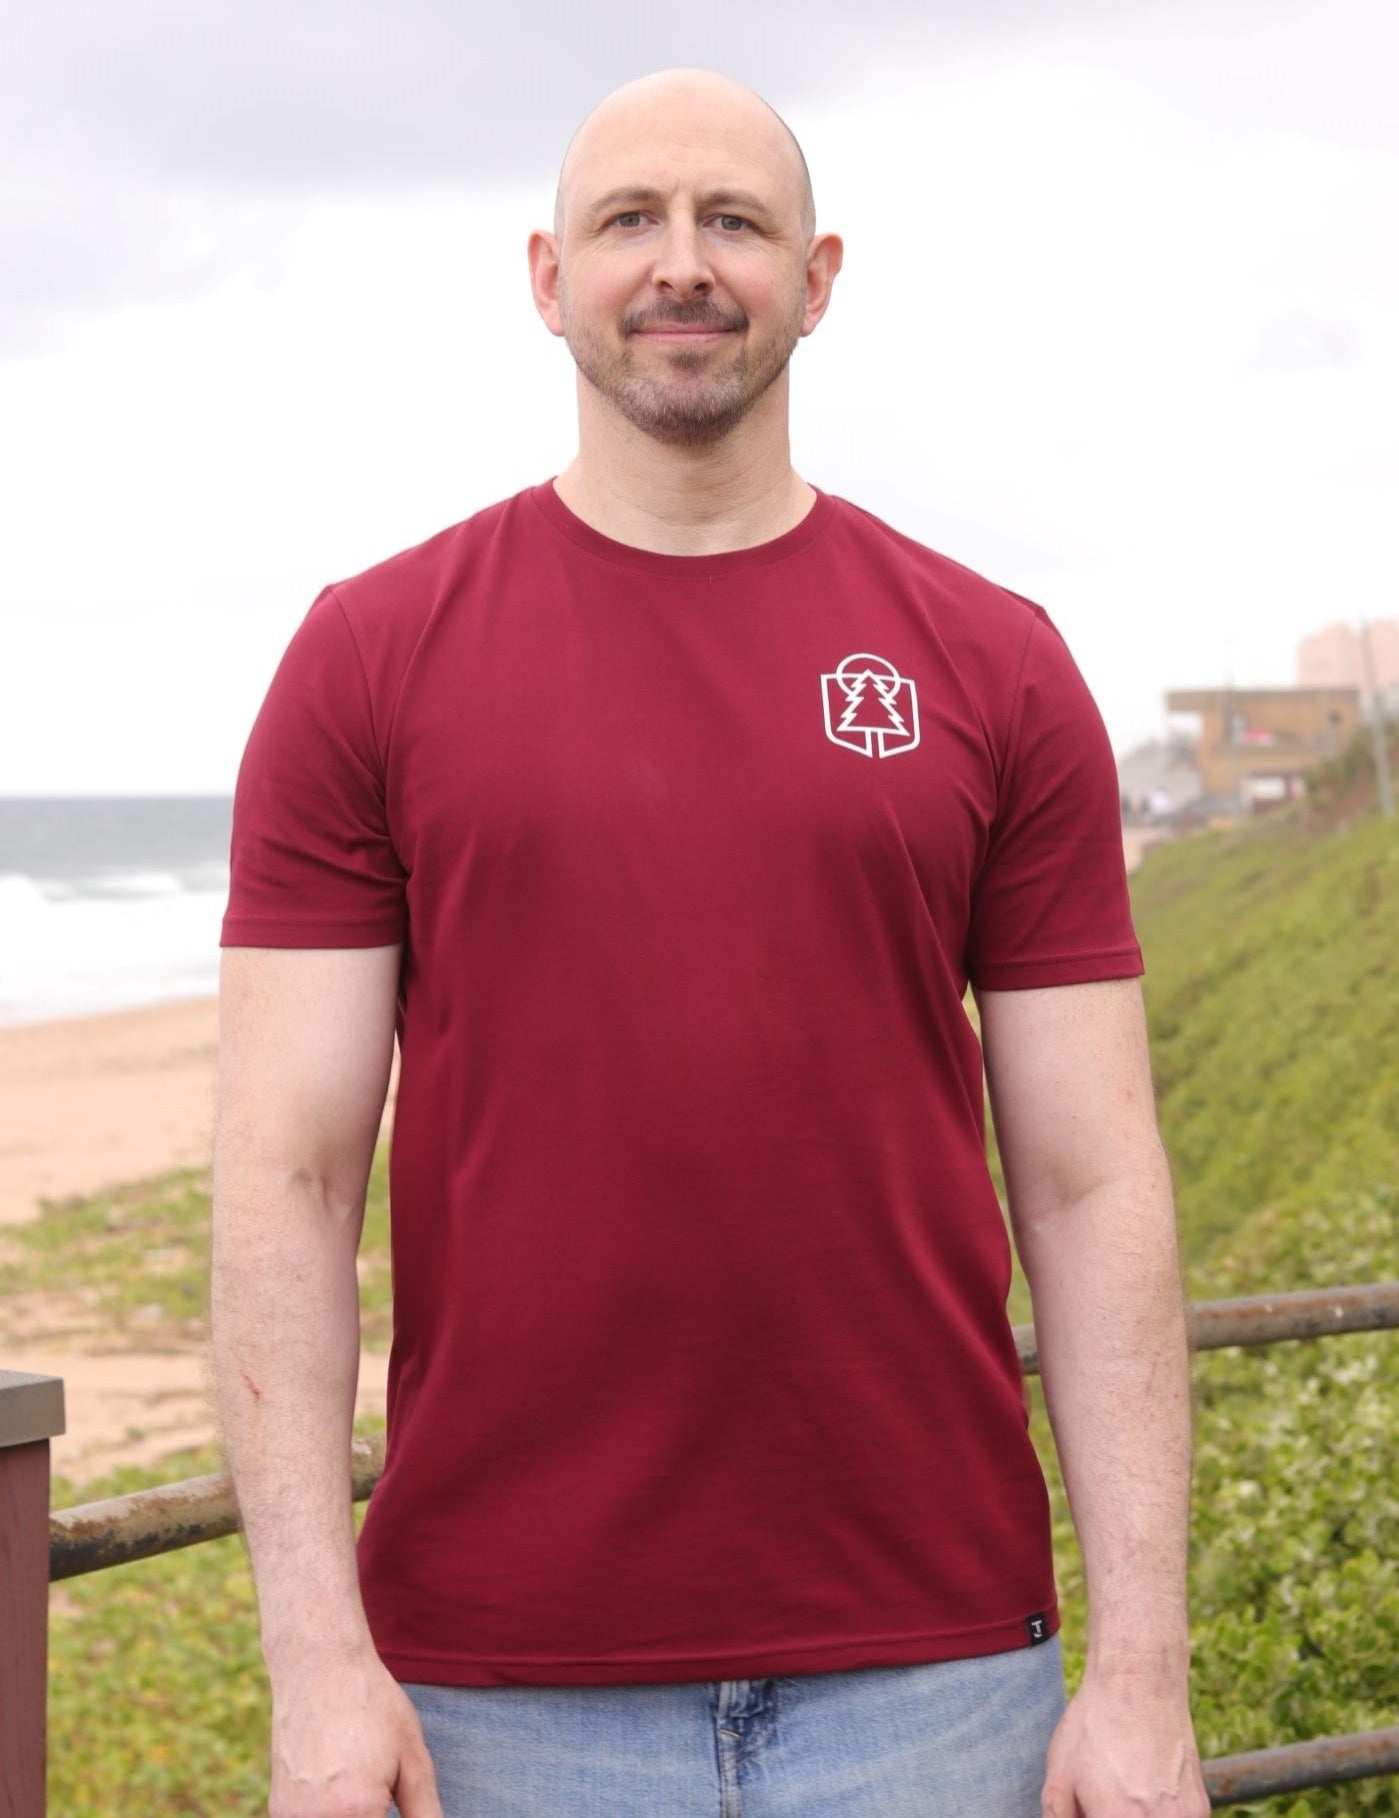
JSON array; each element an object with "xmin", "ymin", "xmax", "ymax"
[
  {"xmin": 716, "ymin": 215, "xmax": 747, "ymax": 232},
  {"xmin": 612, "ymin": 212, "xmax": 645, "ymax": 229}
]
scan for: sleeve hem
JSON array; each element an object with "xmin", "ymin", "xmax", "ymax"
[
  {"xmin": 970, "ymin": 947, "xmax": 1144, "ymax": 991},
  {"xmin": 220, "ymin": 918, "xmax": 405, "ymax": 949}
]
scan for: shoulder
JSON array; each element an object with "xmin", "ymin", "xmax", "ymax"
[
  {"xmin": 309, "ymin": 485, "xmax": 550, "ymax": 715},
  {"xmin": 330, "ymin": 486, "xmax": 540, "ymax": 630},
  {"xmin": 825, "ymin": 495, "xmax": 1048, "ymax": 641},
  {"xmin": 261, "ymin": 486, "xmax": 546, "ymax": 760}
]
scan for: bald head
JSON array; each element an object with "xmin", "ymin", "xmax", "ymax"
[{"xmin": 554, "ymin": 69, "xmax": 816, "ymax": 242}]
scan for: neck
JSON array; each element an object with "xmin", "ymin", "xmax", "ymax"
[{"xmin": 553, "ymin": 376, "xmax": 814, "ymax": 555}]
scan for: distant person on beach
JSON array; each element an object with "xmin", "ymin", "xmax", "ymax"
[{"xmin": 213, "ymin": 69, "xmax": 1207, "ymax": 1818}]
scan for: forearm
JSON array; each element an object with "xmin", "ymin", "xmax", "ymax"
[
  {"xmin": 1018, "ymin": 1143, "xmax": 1194, "ymax": 1681},
  {"xmin": 983, "ymin": 979, "xmax": 1207, "ymax": 1811},
  {"xmin": 211, "ymin": 1154, "xmax": 372, "ymax": 1678}
]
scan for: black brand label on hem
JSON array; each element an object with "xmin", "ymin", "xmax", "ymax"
[{"xmin": 1025, "ymin": 1613, "xmax": 1050, "ymax": 1646}]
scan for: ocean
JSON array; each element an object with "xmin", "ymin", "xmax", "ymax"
[{"xmin": 0, "ymin": 796, "xmax": 233, "ymax": 1025}]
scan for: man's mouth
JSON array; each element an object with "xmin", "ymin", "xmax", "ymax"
[
  {"xmin": 625, "ymin": 310, "xmax": 745, "ymax": 340},
  {"xmin": 634, "ymin": 325, "xmax": 733, "ymax": 340}
]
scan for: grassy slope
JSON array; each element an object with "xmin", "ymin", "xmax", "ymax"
[
  {"xmin": 17, "ymin": 772, "xmax": 1399, "ymax": 1813},
  {"xmin": 1133, "ymin": 799, "xmax": 1399, "ymax": 1275},
  {"xmin": 0, "ymin": 1156, "xmax": 392, "ymax": 1352}
]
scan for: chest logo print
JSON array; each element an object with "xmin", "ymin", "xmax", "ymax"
[{"xmin": 821, "ymin": 653, "xmax": 921, "ymax": 759}]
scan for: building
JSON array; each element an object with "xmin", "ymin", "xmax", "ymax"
[
  {"xmin": 1166, "ymin": 687, "xmax": 1360, "ymax": 805},
  {"xmin": 1297, "ymin": 621, "xmax": 1399, "ymax": 714}
]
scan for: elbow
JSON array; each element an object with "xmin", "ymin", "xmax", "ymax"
[
  {"xmin": 1008, "ymin": 1135, "xmax": 1175, "ymax": 1243},
  {"xmin": 212, "ymin": 1128, "xmax": 370, "ymax": 1237}
]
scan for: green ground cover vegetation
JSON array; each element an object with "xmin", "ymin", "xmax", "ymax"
[
  {"xmin": 0, "ymin": 1152, "xmax": 392, "ymax": 1353},
  {"xmin": 11, "ymin": 754, "xmax": 1397, "ymax": 1813},
  {"xmin": 1137, "ymin": 802, "xmax": 1399, "ymax": 1268}
]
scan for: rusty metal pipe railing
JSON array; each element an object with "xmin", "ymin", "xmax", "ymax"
[
  {"xmin": 49, "ymin": 1434, "xmax": 385, "ymax": 1582},
  {"xmin": 1014, "ymin": 1280, "xmax": 1399, "ymax": 1373},
  {"xmin": 49, "ymin": 1286, "xmax": 1399, "ymax": 1579},
  {"xmin": 1204, "ymin": 1724, "xmax": 1399, "ymax": 1805}
]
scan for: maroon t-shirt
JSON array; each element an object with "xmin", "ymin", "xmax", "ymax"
[{"xmin": 223, "ymin": 481, "xmax": 1142, "ymax": 1687}]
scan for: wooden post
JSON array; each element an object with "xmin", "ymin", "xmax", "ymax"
[{"xmin": 0, "ymin": 1371, "xmax": 65, "ymax": 1818}]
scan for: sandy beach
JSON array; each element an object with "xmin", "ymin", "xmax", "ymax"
[
  {"xmin": 0, "ymin": 996, "xmax": 221, "ymax": 1229},
  {"xmin": 0, "ymin": 994, "xmax": 392, "ymax": 1483}
]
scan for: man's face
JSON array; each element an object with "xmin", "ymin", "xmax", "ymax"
[{"xmin": 536, "ymin": 81, "xmax": 830, "ymax": 447}]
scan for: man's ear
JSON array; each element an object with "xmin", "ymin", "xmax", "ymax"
[
  {"xmin": 800, "ymin": 232, "xmax": 844, "ymax": 337},
  {"xmin": 528, "ymin": 230, "xmax": 565, "ymax": 338}
]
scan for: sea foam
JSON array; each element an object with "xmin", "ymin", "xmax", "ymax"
[{"xmin": 0, "ymin": 867, "xmax": 227, "ymax": 1026}]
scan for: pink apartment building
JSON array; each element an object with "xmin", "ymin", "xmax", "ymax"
[{"xmin": 1298, "ymin": 621, "xmax": 1399, "ymax": 705}]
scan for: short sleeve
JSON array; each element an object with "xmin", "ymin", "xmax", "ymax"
[
  {"xmin": 221, "ymin": 588, "xmax": 408, "ymax": 949},
  {"xmin": 966, "ymin": 613, "xmax": 1141, "ymax": 990}
]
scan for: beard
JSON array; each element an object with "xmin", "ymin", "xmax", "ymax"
[{"xmin": 559, "ymin": 292, "xmax": 805, "ymax": 448}]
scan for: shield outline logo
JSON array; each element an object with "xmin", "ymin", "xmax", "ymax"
[{"xmin": 821, "ymin": 653, "xmax": 920, "ymax": 759}]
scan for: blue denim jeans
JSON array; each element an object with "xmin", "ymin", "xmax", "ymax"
[{"xmin": 399, "ymin": 1637, "xmax": 1064, "ymax": 1817}]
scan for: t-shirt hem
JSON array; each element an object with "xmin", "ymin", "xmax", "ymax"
[
  {"xmin": 378, "ymin": 1609, "xmax": 1060, "ymax": 1688},
  {"xmin": 220, "ymin": 917, "xmax": 406, "ymax": 949},
  {"xmin": 971, "ymin": 947, "xmax": 1144, "ymax": 990}
]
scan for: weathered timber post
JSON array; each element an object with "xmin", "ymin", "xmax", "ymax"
[{"xmin": 0, "ymin": 1371, "xmax": 65, "ymax": 1818}]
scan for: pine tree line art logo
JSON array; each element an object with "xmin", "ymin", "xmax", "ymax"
[{"xmin": 821, "ymin": 653, "xmax": 920, "ymax": 758}]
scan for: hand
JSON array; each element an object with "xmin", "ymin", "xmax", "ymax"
[
  {"xmin": 268, "ymin": 1651, "xmax": 443, "ymax": 1818},
  {"xmin": 1040, "ymin": 1671, "xmax": 1210, "ymax": 1817}
]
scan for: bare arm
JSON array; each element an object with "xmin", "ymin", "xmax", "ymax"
[
  {"xmin": 212, "ymin": 944, "xmax": 440, "ymax": 1818},
  {"xmin": 979, "ymin": 977, "xmax": 1208, "ymax": 1818}
]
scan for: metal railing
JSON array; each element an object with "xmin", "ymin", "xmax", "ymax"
[{"xmin": 4, "ymin": 1281, "xmax": 1397, "ymax": 1815}]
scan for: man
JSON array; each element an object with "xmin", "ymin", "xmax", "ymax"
[{"xmin": 213, "ymin": 68, "xmax": 1209, "ymax": 1818}]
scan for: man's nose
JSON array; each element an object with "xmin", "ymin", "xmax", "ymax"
[{"xmin": 651, "ymin": 219, "xmax": 714, "ymax": 296}]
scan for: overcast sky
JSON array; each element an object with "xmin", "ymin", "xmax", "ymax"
[{"xmin": 3, "ymin": 0, "xmax": 1396, "ymax": 792}]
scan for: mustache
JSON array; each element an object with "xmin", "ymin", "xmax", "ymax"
[{"xmin": 621, "ymin": 303, "xmax": 747, "ymax": 334}]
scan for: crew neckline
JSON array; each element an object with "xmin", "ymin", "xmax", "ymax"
[{"xmin": 528, "ymin": 480, "xmax": 838, "ymax": 574}]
